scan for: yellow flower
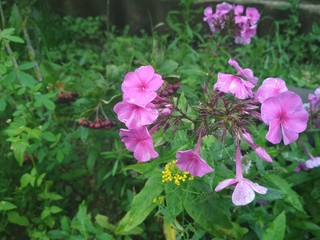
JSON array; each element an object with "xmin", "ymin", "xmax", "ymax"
[{"xmin": 162, "ymin": 160, "xmax": 193, "ymax": 186}]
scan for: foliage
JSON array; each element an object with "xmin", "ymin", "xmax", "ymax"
[{"xmin": 0, "ymin": 0, "xmax": 319, "ymax": 239}]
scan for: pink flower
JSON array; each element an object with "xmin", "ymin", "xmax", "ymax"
[
  {"xmin": 119, "ymin": 127, "xmax": 159, "ymax": 162},
  {"xmin": 255, "ymin": 78, "xmax": 288, "ymax": 103},
  {"xmin": 308, "ymin": 87, "xmax": 320, "ymax": 110},
  {"xmin": 176, "ymin": 133, "xmax": 213, "ymax": 177},
  {"xmin": 114, "ymin": 101, "xmax": 158, "ymax": 129},
  {"xmin": 122, "ymin": 65, "xmax": 164, "ymax": 107},
  {"xmin": 215, "ymin": 177, "xmax": 267, "ymax": 206},
  {"xmin": 234, "ymin": 5, "xmax": 244, "ymax": 15},
  {"xmin": 246, "ymin": 7, "xmax": 260, "ymax": 24},
  {"xmin": 214, "ymin": 73, "xmax": 255, "ymax": 99},
  {"xmin": 203, "ymin": 6, "xmax": 214, "ymax": 22},
  {"xmin": 228, "ymin": 59, "xmax": 258, "ymax": 85},
  {"xmin": 261, "ymin": 91, "xmax": 309, "ymax": 145},
  {"xmin": 295, "ymin": 157, "xmax": 320, "ymax": 172},
  {"xmin": 216, "ymin": 2, "xmax": 233, "ymax": 16}
]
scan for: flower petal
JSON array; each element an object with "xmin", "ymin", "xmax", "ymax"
[
  {"xmin": 215, "ymin": 178, "xmax": 238, "ymax": 192},
  {"xmin": 135, "ymin": 65, "xmax": 154, "ymax": 83},
  {"xmin": 283, "ymin": 107, "xmax": 309, "ymax": 133},
  {"xmin": 244, "ymin": 179, "xmax": 268, "ymax": 194},
  {"xmin": 232, "ymin": 180, "xmax": 255, "ymax": 206},
  {"xmin": 265, "ymin": 118, "xmax": 282, "ymax": 144},
  {"xmin": 281, "ymin": 125, "xmax": 299, "ymax": 145}
]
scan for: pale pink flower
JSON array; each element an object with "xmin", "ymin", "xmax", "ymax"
[
  {"xmin": 122, "ymin": 65, "xmax": 164, "ymax": 107},
  {"xmin": 176, "ymin": 133, "xmax": 213, "ymax": 177},
  {"xmin": 228, "ymin": 59, "xmax": 258, "ymax": 85},
  {"xmin": 215, "ymin": 177, "xmax": 267, "ymax": 206},
  {"xmin": 114, "ymin": 101, "xmax": 158, "ymax": 129},
  {"xmin": 295, "ymin": 157, "xmax": 320, "ymax": 172},
  {"xmin": 246, "ymin": 7, "xmax": 260, "ymax": 24},
  {"xmin": 261, "ymin": 91, "xmax": 309, "ymax": 145},
  {"xmin": 234, "ymin": 5, "xmax": 244, "ymax": 15},
  {"xmin": 203, "ymin": 6, "xmax": 214, "ymax": 22},
  {"xmin": 255, "ymin": 78, "xmax": 288, "ymax": 103},
  {"xmin": 215, "ymin": 140, "xmax": 267, "ymax": 206},
  {"xmin": 119, "ymin": 127, "xmax": 158, "ymax": 162},
  {"xmin": 308, "ymin": 87, "xmax": 320, "ymax": 110},
  {"xmin": 216, "ymin": 2, "xmax": 233, "ymax": 16},
  {"xmin": 214, "ymin": 73, "xmax": 255, "ymax": 99}
]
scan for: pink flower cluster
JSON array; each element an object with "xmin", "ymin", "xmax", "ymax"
[
  {"xmin": 114, "ymin": 66, "xmax": 164, "ymax": 162},
  {"xmin": 203, "ymin": 2, "xmax": 260, "ymax": 44},
  {"xmin": 215, "ymin": 59, "xmax": 309, "ymax": 145}
]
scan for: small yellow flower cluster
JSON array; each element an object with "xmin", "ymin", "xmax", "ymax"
[
  {"xmin": 152, "ymin": 196, "xmax": 164, "ymax": 204},
  {"xmin": 162, "ymin": 160, "xmax": 194, "ymax": 186}
]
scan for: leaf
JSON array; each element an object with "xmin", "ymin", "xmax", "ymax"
[
  {"xmin": 18, "ymin": 71, "xmax": 37, "ymax": 87},
  {"xmin": 19, "ymin": 62, "xmax": 36, "ymax": 70},
  {"xmin": 266, "ymin": 174, "xmax": 304, "ymax": 213},
  {"xmin": 42, "ymin": 98, "xmax": 56, "ymax": 111},
  {"xmin": 4, "ymin": 35, "xmax": 24, "ymax": 43},
  {"xmin": 262, "ymin": 211, "xmax": 286, "ymax": 240},
  {"xmin": 0, "ymin": 98, "xmax": 7, "ymax": 112},
  {"xmin": 0, "ymin": 201, "xmax": 17, "ymax": 211},
  {"xmin": 115, "ymin": 172, "xmax": 163, "ymax": 234},
  {"xmin": 13, "ymin": 141, "xmax": 29, "ymax": 166},
  {"xmin": 42, "ymin": 132, "xmax": 57, "ymax": 142},
  {"xmin": 95, "ymin": 214, "xmax": 116, "ymax": 231},
  {"xmin": 183, "ymin": 180, "xmax": 234, "ymax": 235},
  {"xmin": 158, "ymin": 60, "xmax": 179, "ymax": 76},
  {"xmin": 7, "ymin": 211, "xmax": 30, "ymax": 226}
]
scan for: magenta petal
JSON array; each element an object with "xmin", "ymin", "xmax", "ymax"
[
  {"xmin": 214, "ymin": 73, "xmax": 233, "ymax": 93},
  {"xmin": 123, "ymin": 91, "xmax": 157, "ymax": 107},
  {"xmin": 176, "ymin": 150, "xmax": 213, "ymax": 177},
  {"xmin": 278, "ymin": 91, "xmax": 303, "ymax": 114},
  {"xmin": 146, "ymin": 73, "xmax": 164, "ymax": 92},
  {"xmin": 135, "ymin": 65, "xmax": 154, "ymax": 83},
  {"xmin": 134, "ymin": 141, "xmax": 159, "ymax": 162},
  {"xmin": 215, "ymin": 178, "xmax": 238, "ymax": 192},
  {"xmin": 281, "ymin": 126, "xmax": 299, "ymax": 145},
  {"xmin": 283, "ymin": 108, "xmax": 309, "ymax": 133},
  {"xmin": 266, "ymin": 119, "xmax": 281, "ymax": 144},
  {"xmin": 232, "ymin": 180, "xmax": 255, "ymax": 206},
  {"xmin": 261, "ymin": 96, "xmax": 282, "ymax": 124},
  {"xmin": 122, "ymin": 72, "xmax": 141, "ymax": 91},
  {"xmin": 114, "ymin": 101, "xmax": 159, "ymax": 129}
]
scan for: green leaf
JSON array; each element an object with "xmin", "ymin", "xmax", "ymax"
[
  {"xmin": 42, "ymin": 132, "xmax": 56, "ymax": 142},
  {"xmin": 13, "ymin": 141, "xmax": 29, "ymax": 166},
  {"xmin": 262, "ymin": 211, "xmax": 286, "ymax": 240},
  {"xmin": 50, "ymin": 206, "xmax": 63, "ymax": 214},
  {"xmin": 95, "ymin": 214, "xmax": 116, "ymax": 231},
  {"xmin": 266, "ymin": 174, "xmax": 304, "ymax": 213},
  {"xmin": 158, "ymin": 60, "xmax": 179, "ymax": 76},
  {"xmin": 116, "ymin": 172, "xmax": 163, "ymax": 234},
  {"xmin": 19, "ymin": 62, "xmax": 37, "ymax": 70},
  {"xmin": 42, "ymin": 97, "xmax": 56, "ymax": 111},
  {"xmin": 0, "ymin": 201, "xmax": 17, "ymax": 211},
  {"xmin": 18, "ymin": 71, "xmax": 37, "ymax": 87},
  {"xmin": 4, "ymin": 35, "xmax": 24, "ymax": 43},
  {"xmin": 7, "ymin": 211, "xmax": 30, "ymax": 226},
  {"xmin": 0, "ymin": 98, "xmax": 7, "ymax": 112},
  {"xmin": 183, "ymin": 180, "xmax": 234, "ymax": 236}
]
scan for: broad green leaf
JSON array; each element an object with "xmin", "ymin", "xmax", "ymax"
[
  {"xmin": 266, "ymin": 174, "xmax": 304, "ymax": 213},
  {"xmin": 19, "ymin": 62, "xmax": 36, "ymax": 70},
  {"xmin": 7, "ymin": 211, "xmax": 29, "ymax": 226},
  {"xmin": 262, "ymin": 211, "xmax": 286, "ymax": 240},
  {"xmin": 42, "ymin": 97, "xmax": 56, "ymax": 111},
  {"xmin": 116, "ymin": 172, "xmax": 163, "ymax": 234},
  {"xmin": 3, "ymin": 35, "xmax": 24, "ymax": 43},
  {"xmin": 95, "ymin": 214, "xmax": 116, "ymax": 231},
  {"xmin": 50, "ymin": 206, "xmax": 62, "ymax": 214},
  {"xmin": 158, "ymin": 60, "xmax": 179, "ymax": 76},
  {"xmin": 0, "ymin": 201, "xmax": 17, "ymax": 211},
  {"xmin": 184, "ymin": 180, "xmax": 233, "ymax": 235},
  {"xmin": 0, "ymin": 28, "xmax": 15, "ymax": 36},
  {"xmin": 13, "ymin": 141, "xmax": 29, "ymax": 165},
  {"xmin": 18, "ymin": 71, "xmax": 37, "ymax": 87},
  {"xmin": 0, "ymin": 98, "xmax": 7, "ymax": 112},
  {"xmin": 42, "ymin": 132, "xmax": 56, "ymax": 142}
]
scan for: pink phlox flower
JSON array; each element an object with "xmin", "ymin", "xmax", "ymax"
[
  {"xmin": 114, "ymin": 101, "xmax": 158, "ymax": 129},
  {"xmin": 242, "ymin": 132, "xmax": 273, "ymax": 162},
  {"xmin": 203, "ymin": 6, "xmax": 214, "ymax": 22},
  {"xmin": 234, "ymin": 5, "xmax": 244, "ymax": 15},
  {"xmin": 214, "ymin": 72, "xmax": 255, "ymax": 99},
  {"xmin": 122, "ymin": 65, "xmax": 164, "ymax": 107},
  {"xmin": 120, "ymin": 126, "xmax": 159, "ymax": 162},
  {"xmin": 246, "ymin": 7, "xmax": 260, "ymax": 25},
  {"xmin": 216, "ymin": 2, "xmax": 233, "ymax": 16},
  {"xmin": 295, "ymin": 157, "xmax": 320, "ymax": 172},
  {"xmin": 215, "ymin": 177, "xmax": 267, "ymax": 206},
  {"xmin": 255, "ymin": 78, "xmax": 288, "ymax": 103},
  {"xmin": 308, "ymin": 87, "xmax": 320, "ymax": 110},
  {"xmin": 176, "ymin": 150, "xmax": 213, "ymax": 177},
  {"xmin": 176, "ymin": 133, "xmax": 213, "ymax": 177},
  {"xmin": 261, "ymin": 91, "xmax": 309, "ymax": 145},
  {"xmin": 228, "ymin": 59, "xmax": 258, "ymax": 85}
]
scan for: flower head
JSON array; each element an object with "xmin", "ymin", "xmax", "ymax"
[
  {"xmin": 120, "ymin": 126, "xmax": 158, "ymax": 162},
  {"xmin": 215, "ymin": 177, "xmax": 267, "ymax": 206},
  {"xmin": 114, "ymin": 101, "xmax": 158, "ymax": 129},
  {"xmin": 228, "ymin": 59, "xmax": 258, "ymax": 85},
  {"xmin": 122, "ymin": 65, "xmax": 164, "ymax": 107},
  {"xmin": 255, "ymin": 78, "xmax": 288, "ymax": 103},
  {"xmin": 176, "ymin": 133, "xmax": 213, "ymax": 177},
  {"xmin": 295, "ymin": 157, "xmax": 320, "ymax": 172},
  {"xmin": 214, "ymin": 73, "xmax": 255, "ymax": 99},
  {"xmin": 261, "ymin": 91, "xmax": 309, "ymax": 145}
]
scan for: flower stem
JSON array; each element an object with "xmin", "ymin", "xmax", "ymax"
[{"xmin": 235, "ymin": 139, "xmax": 243, "ymax": 179}]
